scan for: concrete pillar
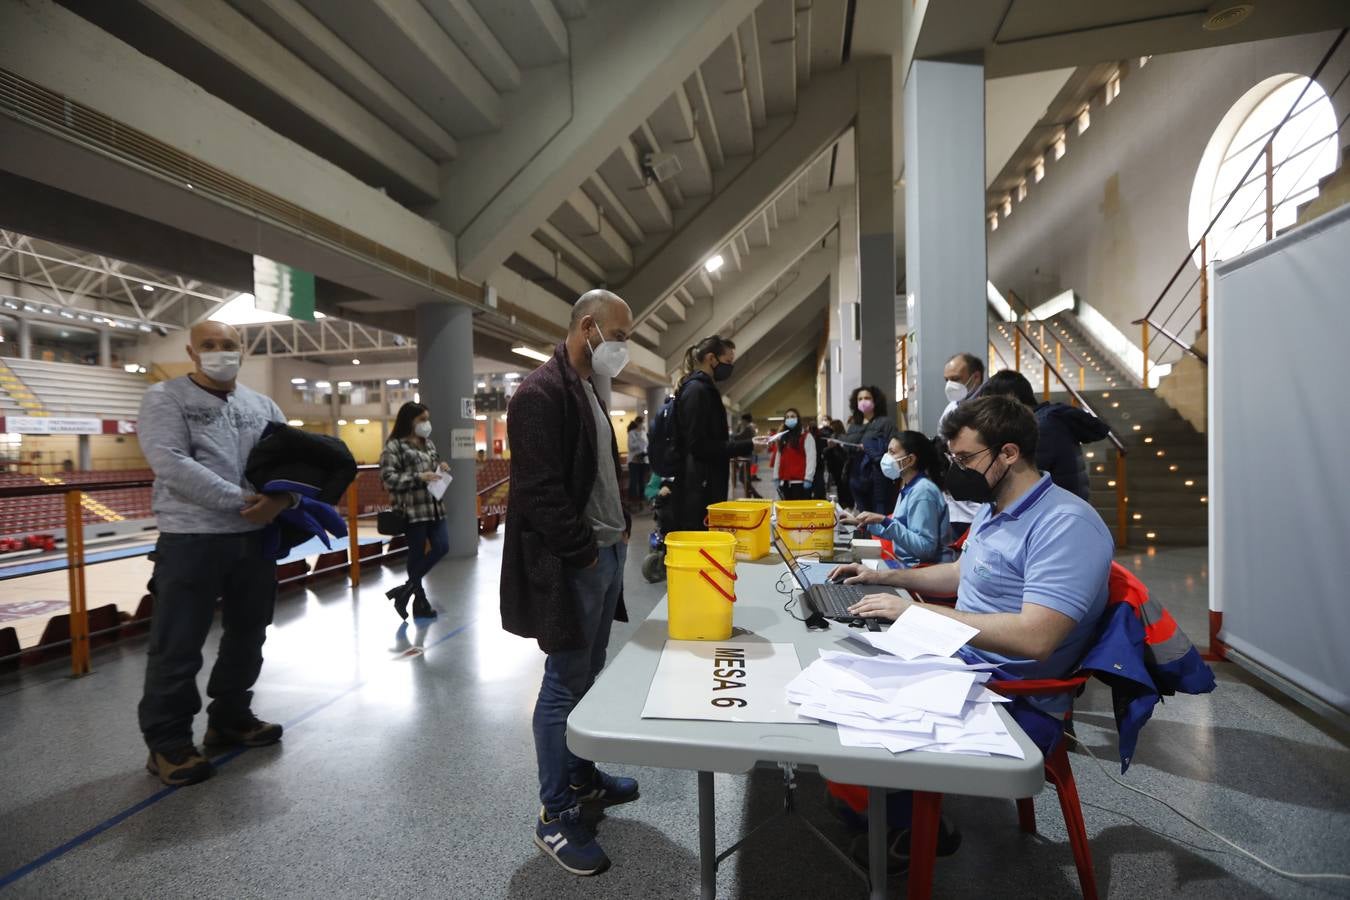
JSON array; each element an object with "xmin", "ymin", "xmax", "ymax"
[
  {"xmin": 904, "ymin": 59, "xmax": 988, "ymax": 435},
  {"xmin": 484, "ymin": 413, "xmax": 496, "ymax": 458},
  {"xmin": 98, "ymin": 329, "xmax": 112, "ymax": 368},
  {"xmin": 18, "ymin": 317, "xmax": 32, "ymax": 359},
  {"xmin": 77, "ymin": 434, "xmax": 91, "ymax": 471},
  {"xmin": 645, "ymin": 386, "xmax": 667, "ymax": 417},
  {"xmin": 855, "ymin": 57, "xmax": 898, "ymax": 407},
  {"xmin": 834, "ymin": 198, "xmax": 861, "ymax": 416},
  {"xmin": 416, "ymin": 303, "xmax": 477, "ymax": 558}
]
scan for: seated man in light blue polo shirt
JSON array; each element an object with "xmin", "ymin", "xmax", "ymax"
[{"xmin": 832, "ymin": 395, "xmax": 1114, "ymax": 710}]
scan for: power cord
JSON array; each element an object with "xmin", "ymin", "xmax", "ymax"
[{"xmin": 1062, "ymin": 731, "xmax": 1350, "ymax": 882}]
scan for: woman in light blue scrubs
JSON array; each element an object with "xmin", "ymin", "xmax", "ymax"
[{"xmin": 852, "ymin": 431, "xmax": 952, "ymax": 567}]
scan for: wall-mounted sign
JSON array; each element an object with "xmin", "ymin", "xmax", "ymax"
[
  {"xmin": 2, "ymin": 417, "xmax": 102, "ymax": 435},
  {"xmin": 450, "ymin": 428, "xmax": 476, "ymax": 459}
]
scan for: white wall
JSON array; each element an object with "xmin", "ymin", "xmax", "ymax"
[{"xmin": 988, "ymin": 32, "xmax": 1350, "ymax": 349}]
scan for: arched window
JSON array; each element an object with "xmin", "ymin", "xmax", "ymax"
[{"xmin": 1189, "ymin": 76, "xmax": 1339, "ymax": 264}]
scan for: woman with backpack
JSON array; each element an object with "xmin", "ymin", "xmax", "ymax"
[
  {"xmin": 667, "ymin": 335, "xmax": 765, "ymax": 532},
  {"xmin": 772, "ymin": 407, "xmax": 817, "ymax": 500},
  {"xmin": 378, "ymin": 401, "xmax": 448, "ymax": 620}
]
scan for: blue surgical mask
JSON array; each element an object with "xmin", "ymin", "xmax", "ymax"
[{"xmin": 784, "ymin": 417, "xmax": 799, "ymax": 429}]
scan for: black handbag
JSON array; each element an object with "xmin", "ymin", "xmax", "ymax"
[{"xmin": 377, "ymin": 508, "xmax": 408, "ymax": 535}]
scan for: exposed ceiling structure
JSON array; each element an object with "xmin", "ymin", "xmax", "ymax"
[{"xmin": 912, "ymin": 0, "xmax": 1350, "ymax": 78}]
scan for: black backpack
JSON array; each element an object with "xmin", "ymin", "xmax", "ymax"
[{"xmin": 647, "ymin": 391, "xmax": 680, "ymax": 478}]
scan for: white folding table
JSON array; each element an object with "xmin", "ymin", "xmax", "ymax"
[{"xmin": 568, "ymin": 556, "xmax": 1045, "ymax": 899}]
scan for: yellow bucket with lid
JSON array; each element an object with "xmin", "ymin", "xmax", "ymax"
[
  {"xmin": 664, "ymin": 531, "xmax": 737, "ymax": 641},
  {"xmin": 706, "ymin": 499, "xmax": 773, "ymax": 561},
  {"xmin": 775, "ymin": 499, "xmax": 836, "ymax": 554}
]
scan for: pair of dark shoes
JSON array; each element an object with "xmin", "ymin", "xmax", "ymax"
[
  {"xmin": 145, "ymin": 714, "xmax": 283, "ymax": 787},
  {"xmin": 386, "ymin": 583, "xmax": 437, "ymax": 620}
]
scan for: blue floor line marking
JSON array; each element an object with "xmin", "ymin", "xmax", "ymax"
[{"xmin": 0, "ymin": 618, "xmax": 475, "ymax": 890}]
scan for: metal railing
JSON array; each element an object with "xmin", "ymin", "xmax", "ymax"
[{"xmin": 1133, "ymin": 29, "xmax": 1348, "ymax": 371}]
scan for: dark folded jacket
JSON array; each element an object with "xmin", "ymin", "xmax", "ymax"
[
  {"xmin": 245, "ymin": 423, "xmax": 358, "ymax": 559},
  {"xmin": 246, "ymin": 422, "xmax": 357, "ymax": 505}
]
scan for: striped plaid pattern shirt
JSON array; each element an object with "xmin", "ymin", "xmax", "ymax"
[{"xmin": 379, "ymin": 438, "xmax": 443, "ymax": 524}]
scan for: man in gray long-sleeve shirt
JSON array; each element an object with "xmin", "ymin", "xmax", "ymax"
[{"xmin": 136, "ymin": 321, "xmax": 293, "ymax": 787}]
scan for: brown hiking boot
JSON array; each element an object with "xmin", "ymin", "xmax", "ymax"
[
  {"xmin": 204, "ymin": 713, "xmax": 284, "ymax": 748},
  {"xmin": 146, "ymin": 746, "xmax": 213, "ymax": 787}
]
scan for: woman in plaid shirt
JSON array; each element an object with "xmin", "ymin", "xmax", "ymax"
[{"xmin": 379, "ymin": 402, "xmax": 450, "ymax": 620}]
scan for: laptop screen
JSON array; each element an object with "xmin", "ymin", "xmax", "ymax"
[{"xmin": 772, "ymin": 529, "xmax": 814, "ymax": 594}]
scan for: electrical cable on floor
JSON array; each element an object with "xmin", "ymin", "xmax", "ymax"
[{"xmin": 1062, "ymin": 731, "xmax": 1350, "ymax": 882}]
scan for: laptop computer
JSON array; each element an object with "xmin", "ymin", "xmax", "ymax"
[{"xmin": 773, "ymin": 529, "xmax": 899, "ymax": 622}]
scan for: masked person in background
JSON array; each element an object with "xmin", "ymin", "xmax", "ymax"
[
  {"xmin": 772, "ymin": 407, "xmax": 817, "ymax": 500},
  {"xmin": 669, "ymin": 336, "xmax": 769, "ymax": 531},
  {"xmin": 843, "ymin": 385, "xmax": 896, "ymax": 514},
  {"xmin": 380, "ymin": 401, "xmax": 450, "ymax": 620},
  {"xmin": 938, "ymin": 352, "xmax": 986, "ymax": 539},
  {"xmin": 847, "ymin": 431, "xmax": 951, "ymax": 567}
]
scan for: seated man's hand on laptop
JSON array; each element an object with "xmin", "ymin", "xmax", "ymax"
[{"xmin": 848, "ymin": 592, "xmax": 911, "ymax": 622}]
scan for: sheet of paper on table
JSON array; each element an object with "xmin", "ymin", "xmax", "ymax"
[
  {"xmin": 784, "ymin": 610, "xmax": 1024, "ymax": 758},
  {"xmin": 642, "ymin": 639, "xmax": 805, "ymax": 724}
]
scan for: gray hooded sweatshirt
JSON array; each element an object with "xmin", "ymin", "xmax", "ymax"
[{"xmin": 137, "ymin": 375, "xmax": 285, "ymax": 534}]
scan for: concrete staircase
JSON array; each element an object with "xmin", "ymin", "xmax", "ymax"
[{"xmin": 989, "ymin": 311, "xmax": 1208, "ymax": 547}]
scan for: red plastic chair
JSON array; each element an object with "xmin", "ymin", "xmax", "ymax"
[{"xmin": 986, "ymin": 675, "xmax": 1098, "ymax": 900}]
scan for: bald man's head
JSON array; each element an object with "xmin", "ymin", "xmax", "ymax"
[
  {"xmin": 569, "ymin": 289, "xmax": 632, "ymax": 334},
  {"xmin": 187, "ymin": 321, "xmax": 243, "ymax": 386}
]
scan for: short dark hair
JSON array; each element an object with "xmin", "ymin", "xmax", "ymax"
[
  {"xmin": 940, "ymin": 395, "xmax": 1038, "ymax": 460},
  {"xmin": 980, "ymin": 370, "xmax": 1037, "ymax": 409},
  {"xmin": 390, "ymin": 401, "xmax": 429, "ymax": 441},
  {"xmin": 948, "ymin": 352, "xmax": 985, "ymax": 379},
  {"xmin": 740, "ymin": 412, "xmax": 754, "ymax": 422}
]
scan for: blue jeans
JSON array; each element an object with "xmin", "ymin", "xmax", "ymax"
[
  {"xmin": 532, "ymin": 542, "xmax": 627, "ymax": 815},
  {"xmin": 404, "ymin": 518, "xmax": 449, "ymax": 589}
]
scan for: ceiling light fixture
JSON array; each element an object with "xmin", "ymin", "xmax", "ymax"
[
  {"xmin": 1202, "ymin": 3, "xmax": 1254, "ymax": 31},
  {"xmin": 704, "ymin": 254, "xmax": 725, "ymax": 274},
  {"xmin": 512, "ymin": 346, "xmax": 551, "ymax": 363}
]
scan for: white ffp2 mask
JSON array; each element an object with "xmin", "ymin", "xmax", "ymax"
[
  {"xmin": 588, "ymin": 326, "xmax": 630, "ymax": 378},
  {"xmin": 414, "ymin": 421, "xmax": 433, "ymax": 439}
]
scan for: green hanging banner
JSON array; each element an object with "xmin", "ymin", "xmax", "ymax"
[{"xmin": 253, "ymin": 256, "xmax": 315, "ymax": 321}]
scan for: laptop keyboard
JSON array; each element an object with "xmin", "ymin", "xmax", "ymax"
[{"xmin": 808, "ymin": 583, "xmax": 866, "ymax": 617}]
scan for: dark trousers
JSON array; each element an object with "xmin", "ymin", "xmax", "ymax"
[
  {"xmin": 404, "ymin": 517, "xmax": 450, "ymax": 590},
  {"xmin": 138, "ymin": 531, "xmax": 276, "ymax": 752},
  {"xmin": 850, "ymin": 465, "xmax": 891, "ymax": 515},
  {"xmin": 533, "ymin": 542, "xmax": 627, "ymax": 814},
  {"xmin": 778, "ymin": 481, "xmax": 811, "ymax": 501},
  {"xmin": 627, "ymin": 462, "xmax": 649, "ymax": 504}
]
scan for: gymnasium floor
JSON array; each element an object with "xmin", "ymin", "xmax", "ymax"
[{"xmin": 0, "ymin": 512, "xmax": 1347, "ymax": 899}]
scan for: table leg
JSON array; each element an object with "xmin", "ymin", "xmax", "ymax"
[
  {"xmin": 699, "ymin": 770, "xmax": 716, "ymax": 900},
  {"xmin": 907, "ymin": 791, "xmax": 943, "ymax": 900},
  {"xmin": 868, "ymin": 787, "xmax": 887, "ymax": 900}
]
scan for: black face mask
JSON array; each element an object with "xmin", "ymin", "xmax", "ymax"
[
  {"xmin": 713, "ymin": 361, "xmax": 734, "ymax": 381},
  {"xmin": 946, "ymin": 450, "xmax": 1010, "ymax": 503}
]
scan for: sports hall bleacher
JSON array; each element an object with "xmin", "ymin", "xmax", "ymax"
[{"xmin": 3, "ymin": 357, "xmax": 148, "ymax": 421}]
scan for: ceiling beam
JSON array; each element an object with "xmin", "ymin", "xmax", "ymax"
[
  {"xmin": 725, "ymin": 246, "xmax": 833, "ymax": 352},
  {"xmin": 619, "ymin": 67, "xmax": 855, "ymax": 321},
  {"xmin": 138, "ymin": 0, "xmax": 440, "ymax": 197},
  {"xmin": 440, "ymin": 0, "xmax": 760, "ymax": 282},
  {"xmin": 230, "ymin": 0, "xmax": 459, "ymax": 159},
  {"xmin": 658, "ymin": 187, "xmax": 844, "ymax": 363},
  {"xmin": 683, "ymin": 68, "xmax": 725, "ymax": 169}
]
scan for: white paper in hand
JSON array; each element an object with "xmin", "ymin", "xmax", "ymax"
[
  {"xmin": 857, "ymin": 605, "xmax": 979, "ymax": 659},
  {"xmin": 428, "ymin": 472, "xmax": 452, "ymax": 501}
]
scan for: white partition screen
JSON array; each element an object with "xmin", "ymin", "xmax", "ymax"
[{"xmin": 1210, "ymin": 204, "xmax": 1350, "ymax": 714}]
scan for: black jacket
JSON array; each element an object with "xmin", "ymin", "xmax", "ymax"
[
  {"xmin": 245, "ymin": 422, "xmax": 357, "ymax": 505},
  {"xmin": 1035, "ymin": 402, "xmax": 1112, "ymax": 501},
  {"xmin": 500, "ymin": 343, "xmax": 630, "ymax": 653},
  {"xmin": 670, "ymin": 371, "xmax": 753, "ymax": 532},
  {"xmin": 244, "ymin": 422, "xmax": 358, "ymax": 558}
]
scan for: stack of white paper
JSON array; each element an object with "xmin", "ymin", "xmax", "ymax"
[{"xmin": 784, "ymin": 607, "xmax": 1025, "ymax": 758}]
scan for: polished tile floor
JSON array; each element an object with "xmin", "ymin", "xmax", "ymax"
[{"xmin": 1, "ymin": 512, "xmax": 1347, "ymax": 899}]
